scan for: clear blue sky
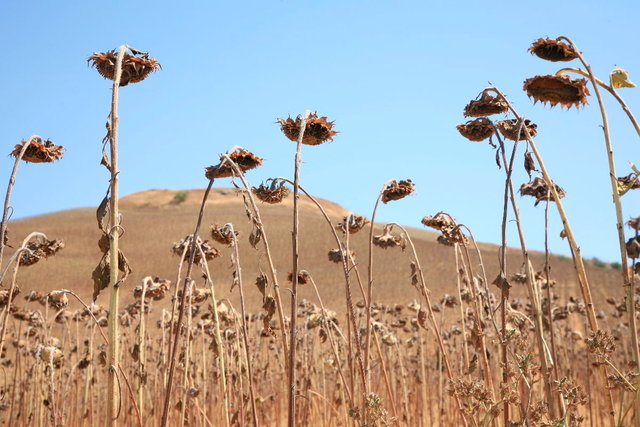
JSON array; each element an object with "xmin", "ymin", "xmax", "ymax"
[{"xmin": 1, "ymin": 1, "xmax": 638, "ymax": 263}]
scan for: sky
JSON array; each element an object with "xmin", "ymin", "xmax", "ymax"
[{"xmin": 1, "ymin": 1, "xmax": 639, "ymax": 264}]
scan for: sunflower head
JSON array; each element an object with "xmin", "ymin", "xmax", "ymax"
[
  {"xmin": 528, "ymin": 38, "xmax": 578, "ymax": 62},
  {"xmin": 210, "ymin": 224, "xmax": 238, "ymax": 246},
  {"xmin": 463, "ymin": 92, "xmax": 508, "ymax": 117},
  {"xmin": 495, "ymin": 119, "xmax": 538, "ymax": 141},
  {"xmin": 277, "ymin": 113, "xmax": 337, "ymax": 145},
  {"xmin": 381, "ymin": 180, "xmax": 415, "ymax": 204},
  {"xmin": 11, "ymin": 138, "xmax": 64, "ymax": 163},
  {"xmin": 19, "ymin": 238, "xmax": 65, "ymax": 267},
  {"xmin": 205, "ymin": 148, "xmax": 263, "ymax": 179},
  {"xmin": 519, "ymin": 177, "xmax": 566, "ymax": 206},
  {"xmin": 523, "ymin": 75, "xmax": 589, "ymax": 109},
  {"xmin": 336, "ymin": 215, "xmax": 369, "ymax": 234},
  {"xmin": 288, "ymin": 270, "xmax": 311, "ymax": 285},
  {"xmin": 252, "ymin": 180, "xmax": 289, "ymax": 204},
  {"xmin": 456, "ymin": 118, "xmax": 495, "ymax": 142},
  {"xmin": 88, "ymin": 49, "xmax": 161, "ymax": 86}
]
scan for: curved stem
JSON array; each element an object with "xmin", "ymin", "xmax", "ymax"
[{"xmin": 0, "ymin": 135, "xmax": 40, "ymax": 268}]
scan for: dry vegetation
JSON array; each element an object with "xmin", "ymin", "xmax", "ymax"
[{"xmin": 0, "ymin": 37, "xmax": 639, "ymax": 427}]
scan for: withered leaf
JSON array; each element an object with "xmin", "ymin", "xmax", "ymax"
[
  {"xmin": 492, "ymin": 272, "xmax": 511, "ymax": 298},
  {"xmin": 524, "ymin": 151, "xmax": 536, "ymax": 178},
  {"xmin": 466, "ymin": 354, "xmax": 478, "ymax": 375},
  {"xmin": 255, "ymin": 273, "xmax": 268, "ymax": 300},
  {"xmin": 262, "ymin": 296, "xmax": 276, "ymax": 337},
  {"xmin": 319, "ymin": 328, "xmax": 328, "ymax": 343},
  {"xmin": 96, "ymin": 195, "xmax": 109, "ymax": 233},
  {"xmin": 91, "ymin": 250, "xmax": 133, "ymax": 301},
  {"xmin": 410, "ymin": 262, "xmax": 419, "ymax": 287},
  {"xmin": 417, "ymin": 309, "xmax": 428, "ymax": 331},
  {"xmin": 249, "ymin": 227, "xmax": 262, "ymax": 249}
]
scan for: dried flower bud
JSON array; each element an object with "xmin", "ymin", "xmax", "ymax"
[
  {"xmin": 252, "ymin": 180, "xmax": 289, "ymax": 204},
  {"xmin": 288, "ymin": 270, "xmax": 311, "ymax": 285},
  {"xmin": 463, "ymin": 92, "xmax": 508, "ymax": 117},
  {"xmin": 528, "ymin": 38, "xmax": 577, "ymax": 62},
  {"xmin": 381, "ymin": 179, "xmax": 415, "ymax": 204},
  {"xmin": 205, "ymin": 148, "xmax": 263, "ymax": 179},
  {"xmin": 495, "ymin": 119, "xmax": 538, "ymax": 141},
  {"xmin": 519, "ymin": 177, "xmax": 566, "ymax": 206},
  {"xmin": 11, "ymin": 138, "xmax": 64, "ymax": 163},
  {"xmin": 523, "ymin": 75, "xmax": 589, "ymax": 109},
  {"xmin": 88, "ymin": 49, "xmax": 160, "ymax": 86},
  {"xmin": 336, "ymin": 215, "xmax": 369, "ymax": 234},
  {"xmin": 277, "ymin": 113, "xmax": 337, "ymax": 145},
  {"xmin": 210, "ymin": 224, "xmax": 237, "ymax": 246},
  {"xmin": 19, "ymin": 238, "xmax": 64, "ymax": 267},
  {"xmin": 456, "ymin": 118, "xmax": 495, "ymax": 142}
]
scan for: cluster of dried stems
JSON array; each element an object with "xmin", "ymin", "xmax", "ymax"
[{"xmin": 0, "ymin": 36, "xmax": 639, "ymax": 427}]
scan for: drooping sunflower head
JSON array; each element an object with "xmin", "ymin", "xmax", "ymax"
[
  {"xmin": 523, "ymin": 75, "xmax": 589, "ymax": 109},
  {"xmin": 88, "ymin": 49, "xmax": 161, "ymax": 86},
  {"xmin": 528, "ymin": 38, "xmax": 578, "ymax": 62},
  {"xmin": 277, "ymin": 113, "xmax": 337, "ymax": 145}
]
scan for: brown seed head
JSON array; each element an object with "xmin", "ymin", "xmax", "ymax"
[
  {"xmin": 11, "ymin": 138, "xmax": 64, "ymax": 163},
  {"xmin": 421, "ymin": 214, "xmax": 455, "ymax": 231},
  {"xmin": 523, "ymin": 75, "xmax": 590, "ymax": 108},
  {"xmin": 495, "ymin": 119, "xmax": 538, "ymax": 141},
  {"xmin": 288, "ymin": 270, "xmax": 311, "ymax": 285},
  {"xmin": 463, "ymin": 92, "xmax": 508, "ymax": 117},
  {"xmin": 372, "ymin": 225, "xmax": 405, "ymax": 249},
  {"xmin": 382, "ymin": 179, "xmax": 415, "ymax": 204},
  {"xmin": 88, "ymin": 49, "xmax": 160, "ymax": 86},
  {"xmin": 528, "ymin": 38, "xmax": 578, "ymax": 62},
  {"xmin": 205, "ymin": 148, "xmax": 263, "ymax": 179},
  {"xmin": 252, "ymin": 180, "xmax": 289, "ymax": 204},
  {"xmin": 277, "ymin": 113, "xmax": 337, "ymax": 145},
  {"xmin": 519, "ymin": 177, "xmax": 566, "ymax": 206},
  {"xmin": 336, "ymin": 215, "xmax": 369, "ymax": 234},
  {"xmin": 327, "ymin": 248, "xmax": 355, "ymax": 263},
  {"xmin": 210, "ymin": 224, "xmax": 237, "ymax": 246},
  {"xmin": 171, "ymin": 236, "xmax": 221, "ymax": 263},
  {"xmin": 456, "ymin": 118, "xmax": 495, "ymax": 142},
  {"xmin": 19, "ymin": 238, "xmax": 64, "ymax": 267}
]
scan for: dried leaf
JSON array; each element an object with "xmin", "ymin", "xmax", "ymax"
[
  {"xmin": 96, "ymin": 195, "xmax": 109, "ymax": 233},
  {"xmin": 417, "ymin": 309, "xmax": 428, "ymax": 331},
  {"xmin": 492, "ymin": 272, "xmax": 511, "ymax": 299},
  {"xmin": 610, "ymin": 67, "xmax": 636, "ymax": 89},
  {"xmin": 410, "ymin": 262, "xmax": 419, "ymax": 287},
  {"xmin": 255, "ymin": 273, "xmax": 268, "ymax": 299},
  {"xmin": 524, "ymin": 151, "xmax": 536, "ymax": 178},
  {"xmin": 249, "ymin": 227, "xmax": 262, "ymax": 249},
  {"xmin": 92, "ymin": 253, "xmax": 110, "ymax": 301},
  {"xmin": 262, "ymin": 296, "xmax": 276, "ymax": 337}
]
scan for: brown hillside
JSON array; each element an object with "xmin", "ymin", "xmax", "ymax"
[{"xmin": 4, "ymin": 188, "xmax": 622, "ymax": 316}]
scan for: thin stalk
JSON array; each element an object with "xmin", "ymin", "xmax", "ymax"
[
  {"xmin": 160, "ymin": 175, "xmax": 217, "ymax": 427},
  {"xmin": 137, "ymin": 278, "xmax": 148, "ymax": 420},
  {"xmin": 0, "ymin": 135, "xmax": 40, "ymax": 268},
  {"xmin": 489, "ymin": 85, "xmax": 616, "ymax": 423},
  {"xmin": 288, "ymin": 110, "xmax": 310, "ymax": 427},
  {"xmin": 106, "ymin": 44, "xmax": 127, "ymax": 427},
  {"xmin": 558, "ymin": 36, "xmax": 640, "ymax": 422},
  {"xmin": 228, "ymin": 223, "xmax": 259, "ymax": 426}
]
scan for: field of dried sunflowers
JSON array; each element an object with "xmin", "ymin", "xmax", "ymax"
[{"xmin": 0, "ymin": 37, "xmax": 639, "ymax": 427}]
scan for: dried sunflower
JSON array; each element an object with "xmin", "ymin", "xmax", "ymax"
[
  {"xmin": 19, "ymin": 238, "xmax": 65, "ymax": 266},
  {"xmin": 523, "ymin": 75, "xmax": 590, "ymax": 108},
  {"xmin": 47, "ymin": 291, "xmax": 68, "ymax": 310},
  {"xmin": 88, "ymin": 49, "xmax": 161, "ymax": 86},
  {"xmin": 628, "ymin": 217, "xmax": 640, "ymax": 231},
  {"xmin": 210, "ymin": 224, "xmax": 237, "ymax": 246},
  {"xmin": 171, "ymin": 236, "xmax": 221, "ymax": 263},
  {"xmin": 463, "ymin": 92, "xmax": 508, "ymax": 117},
  {"xmin": 528, "ymin": 38, "xmax": 578, "ymax": 62},
  {"xmin": 327, "ymin": 248, "xmax": 354, "ymax": 263},
  {"xmin": 11, "ymin": 138, "xmax": 64, "ymax": 163},
  {"xmin": 617, "ymin": 173, "xmax": 640, "ymax": 195},
  {"xmin": 336, "ymin": 215, "xmax": 369, "ymax": 234},
  {"xmin": 519, "ymin": 177, "xmax": 566, "ymax": 206},
  {"xmin": 381, "ymin": 179, "xmax": 415, "ymax": 204},
  {"xmin": 627, "ymin": 237, "xmax": 640, "ymax": 259},
  {"xmin": 205, "ymin": 148, "xmax": 263, "ymax": 179},
  {"xmin": 421, "ymin": 214, "xmax": 455, "ymax": 231},
  {"xmin": 252, "ymin": 180, "xmax": 289, "ymax": 204},
  {"xmin": 372, "ymin": 225, "xmax": 405, "ymax": 249},
  {"xmin": 277, "ymin": 113, "xmax": 337, "ymax": 145},
  {"xmin": 288, "ymin": 270, "xmax": 311, "ymax": 285},
  {"xmin": 456, "ymin": 118, "xmax": 495, "ymax": 142},
  {"xmin": 495, "ymin": 119, "xmax": 538, "ymax": 141}
]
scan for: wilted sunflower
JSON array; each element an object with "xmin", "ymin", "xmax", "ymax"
[
  {"xmin": 336, "ymin": 215, "xmax": 369, "ymax": 234},
  {"xmin": 327, "ymin": 248, "xmax": 355, "ymax": 263},
  {"xmin": 519, "ymin": 177, "xmax": 566, "ymax": 206},
  {"xmin": 617, "ymin": 173, "xmax": 640, "ymax": 195},
  {"xmin": 456, "ymin": 118, "xmax": 495, "ymax": 142},
  {"xmin": 628, "ymin": 217, "xmax": 640, "ymax": 231},
  {"xmin": 205, "ymin": 148, "xmax": 263, "ymax": 179},
  {"xmin": 372, "ymin": 226, "xmax": 405, "ymax": 249},
  {"xmin": 381, "ymin": 179, "xmax": 415, "ymax": 203},
  {"xmin": 421, "ymin": 214, "xmax": 455, "ymax": 231},
  {"xmin": 19, "ymin": 238, "xmax": 65, "ymax": 266},
  {"xmin": 47, "ymin": 291, "xmax": 69, "ymax": 310},
  {"xmin": 252, "ymin": 180, "xmax": 289, "ymax": 204},
  {"xmin": 463, "ymin": 92, "xmax": 509, "ymax": 117},
  {"xmin": 627, "ymin": 237, "xmax": 640, "ymax": 259},
  {"xmin": 210, "ymin": 224, "xmax": 237, "ymax": 246},
  {"xmin": 495, "ymin": 119, "xmax": 538, "ymax": 141},
  {"xmin": 528, "ymin": 38, "xmax": 578, "ymax": 62},
  {"xmin": 288, "ymin": 270, "xmax": 311, "ymax": 285},
  {"xmin": 277, "ymin": 113, "xmax": 337, "ymax": 145},
  {"xmin": 88, "ymin": 49, "xmax": 161, "ymax": 86},
  {"xmin": 421, "ymin": 213, "xmax": 467, "ymax": 246},
  {"xmin": 171, "ymin": 236, "xmax": 221, "ymax": 263},
  {"xmin": 523, "ymin": 75, "xmax": 589, "ymax": 108},
  {"xmin": 11, "ymin": 138, "xmax": 64, "ymax": 163}
]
